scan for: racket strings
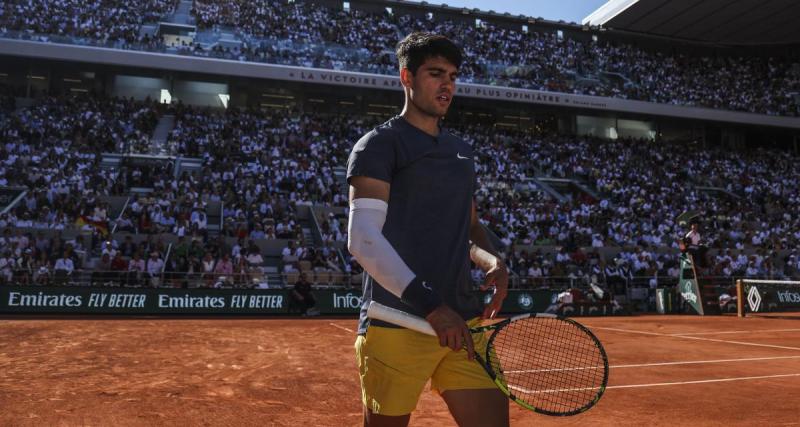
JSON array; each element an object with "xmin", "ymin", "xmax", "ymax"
[{"xmin": 487, "ymin": 317, "xmax": 607, "ymax": 415}]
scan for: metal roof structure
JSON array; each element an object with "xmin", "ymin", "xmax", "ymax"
[{"xmin": 583, "ymin": 0, "xmax": 800, "ymax": 45}]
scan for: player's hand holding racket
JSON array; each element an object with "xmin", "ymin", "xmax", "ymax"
[
  {"xmin": 425, "ymin": 305, "xmax": 476, "ymax": 360},
  {"xmin": 368, "ymin": 302, "xmax": 609, "ymax": 416}
]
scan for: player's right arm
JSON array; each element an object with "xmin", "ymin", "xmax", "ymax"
[{"xmin": 348, "ymin": 176, "xmax": 474, "ymax": 357}]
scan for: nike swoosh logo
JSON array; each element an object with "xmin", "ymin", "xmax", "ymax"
[
  {"xmin": 456, "ymin": 153, "xmax": 471, "ymax": 160},
  {"xmin": 422, "ymin": 281, "xmax": 433, "ymax": 291}
]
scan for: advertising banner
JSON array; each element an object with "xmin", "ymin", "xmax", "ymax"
[
  {"xmin": 744, "ymin": 283, "xmax": 800, "ymax": 313},
  {"xmin": 1, "ymin": 287, "xmax": 288, "ymax": 314},
  {"xmin": 313, "ymin": 289, "xmax": 364, "ymax": 314},
  {"xmin": 678, "ymin": 254, "xmax": 704, "ymax": 315},
  {"xmin": 1, "ymin": 287, "xmax": 626, "ymax": 316}
]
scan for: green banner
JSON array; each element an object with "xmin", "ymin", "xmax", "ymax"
[
  {"xmin": 479, "ymin": 290, "xmax": 557, "ymax": 314},
  {"xmin": 313, "ymin": 289, "xmax": 364, "ymax": 314},
  {"xmin": 312, "ymin": 289, "xmax": 559, "ymax": 315},
  {"xmin": 1, "ymin": 287, "xmax": 627, "ymax": 317},
  {"xmin": 1, "ymin": 287, "xmax": 288, "ymax": 314},
  {"xmin": 678, "ymin": 254, "xmax": 704, "ymax": 315}
]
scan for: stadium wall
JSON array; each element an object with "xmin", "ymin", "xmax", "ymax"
[{"xmin": 2, "ymin": 39, "xmax": 799, "ymax": 130}]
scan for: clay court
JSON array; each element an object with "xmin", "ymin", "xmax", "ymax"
[{"xmin": 1, "ymin": 314, "xmax": 799, "ymax": 426}]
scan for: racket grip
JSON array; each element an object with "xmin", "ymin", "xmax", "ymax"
[{"xmin": 367, "ymin": 302, "xmax": 437, "ymax": 336}]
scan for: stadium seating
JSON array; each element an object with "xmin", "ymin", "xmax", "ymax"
[
  {"xmin": 0, "ymin": 93, "xmax": 798, "ymax": 291},
  {"xmin": 1, "ymin": 0, "xmax": 798, "ymax": 116}
]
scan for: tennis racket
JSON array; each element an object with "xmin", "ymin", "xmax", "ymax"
[{"xmin": 367, "ymin": 301, "xmax": 609, "ymax": 416}]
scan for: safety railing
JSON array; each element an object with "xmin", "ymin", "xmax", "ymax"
[{"xmin": 6, "ymin": 267, "xmax": 795, "ymax": 296}]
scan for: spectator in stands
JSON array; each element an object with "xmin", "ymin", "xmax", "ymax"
[
  {"xmin": 101, "ymin": 239, "xmax": 118, "ymax": 259},
  {"xmin": 245, "ymin": 245, "xmax": 264, "ymax": 267},
  {"xmin": 116, "ymin": 213, "xmax": 136, "ymax": 233},
  {"xmin": 125, "ymin": 252, "xmax": 144, "ymax": 286},
  {"xmin": 93, "ymin": 253, "xmax": 113, "ymax": 285},
  {"xmin": 118, "ymin": 236, "xmax": 137, "ymax": 258},
  {"xmin": 231, "ymin": 237, "xmax": 245, "ymax": 260},
  {"xmin": 53, "ymin": 251, "xmax": 75, "ymax": 284},
  {"xmin": 33, "ymin": 251, "xmax": 51, "ymax": 285},
  {"xmin": 15, "ymin": 250, "xmax": 34, "ymax": 285},
  {"xmin": 146, "ymin": 251, "xmax": 165, "ymax": 287},
  {"xmin": 0, "ymin": 250, "xmax": 15, "ymax": 284},
  {"xmin": 233, "ymin": 255, "xmax": 249, "ymax": 287},
  {"xmin": 290, "ymin": 272, "xmax": 318, "ymax": 316},
  {"xmin": 110, "ymin": 251, "xmax": 127, "ymax": 284},
  {"xmin": 282, "ymin": 240, "xmax": 299, "ymax": 263},
  {"xmin": 172, "ymin": 235, "xmax": 189, "ymax": 260},
  {"xmin": 325, "ymin": 251, "xmax": 343, "ymax": 273},
  {"xmin": 214, "ymin": 253, "xmax": 233, "ymax": 276},
  {"xmin": 201, "ymin": 252, "xmax": 216, "ymax": 287}
]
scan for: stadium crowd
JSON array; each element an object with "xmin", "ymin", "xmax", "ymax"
[
  {"xmin": 0, "ymin": 92, "xmax": 799, "ymax": 289},
  {"xmin": 2, "ymin": 0, "xmax": 798, "ymax": 116},
  {"xmin": 0, "ymin": 95, "xmax": 159, "ymax": 230},
  {"xmin": 1, "ymin": 0, "xmax": 176, "ymax": 43}
]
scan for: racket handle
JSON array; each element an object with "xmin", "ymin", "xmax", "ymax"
[{"xmin": 367, "ymin": 301, "xmax": 437, "ymax": 336}]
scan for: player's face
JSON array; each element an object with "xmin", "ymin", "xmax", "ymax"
[{"xmin": 404, "ymin": 56, "xmax": 458, "ymax": 118}]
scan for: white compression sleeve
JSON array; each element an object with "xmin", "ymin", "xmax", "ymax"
[
  {"xmin": 347, "ymin": 198, "xmax": 414, "ymax": 298},
  {"xmin": 347, "ymin": 198, "xmax": 442, "ymax": 314}
]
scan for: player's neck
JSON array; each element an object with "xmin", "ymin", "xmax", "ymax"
[{"xmin": 400, "ymin": 104, "xmax": 441, "ymax": 137}]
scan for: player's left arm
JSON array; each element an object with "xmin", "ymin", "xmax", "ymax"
[{"xmin": 469, "ymin": 199, "xmax": 508, "ymax": 319}]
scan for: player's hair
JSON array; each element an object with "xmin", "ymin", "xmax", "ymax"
[{"xmin": 395, "ymin": 32, "xmax": 463, "ymax": 74}]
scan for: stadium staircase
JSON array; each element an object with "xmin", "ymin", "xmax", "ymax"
[
  {"xmin": 150, "ymin": 115, "xmax": 175, "ymax": 155},
  {"xmin": 529, "ymin": 177, "xmax": 568, "ymax": 203},
  {"xmin": 537, "ymin": 177, "xmax": 602, "ymax": 203},
  {"xmin": 333, "ymin": 166, "xmax": 348, "ymax": 195},
  {"xmin": 572, "ymin": 181, "xmax": 603, "ymax": 201},
  {"xmin": 205, "ymin": 201, "xmax": 223, "ymax": 235},
  {"xmin": 170, "ymin": 0, "xmax": 194, "ymax": 25},
  {"xmin": 296, "ymin": 205, "xmax": 317, "ymax": 248}
]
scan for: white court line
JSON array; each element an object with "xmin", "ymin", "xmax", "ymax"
[
  {"xmin": 509, "ymin": 373, "xmax": 800, "ymax": 394},
  {"xmin": 592, "ymin": 326, "xmax": 800, "ymax": 351},
  {"xmin": 592, "ymin": 327, "xmax": 663, "ymax": 336},
  {"xmin": 608, "ymin": 373, "xmax": 800, "ymax": 390},
  {"xmin": 329, "ymin": 323, "xmax": 355, "ymax": 333},
  {"xmin": 503, "ymin": 355, "xmax": 800, "ymax": 374},
  {"xmin": 669, "ymin": 329, "xmax": 800, "ymax": 336},
  {"xmin": 610, "ymin": 355, "xmax": 800, "ymax": 369}
]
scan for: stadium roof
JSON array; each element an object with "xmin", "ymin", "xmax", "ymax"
[{"xmin": 583, "ymin": 0, "xmax": 800, "ymax": 45}]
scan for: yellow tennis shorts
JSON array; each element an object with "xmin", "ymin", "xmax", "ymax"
[{"xmin": 354, "ymin": 317, "xmax": 496, "ymax": 416}]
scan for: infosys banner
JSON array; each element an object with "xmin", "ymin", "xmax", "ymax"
[
  {"xmin": 0, "ymin": 286, "xmax": 288, "ymax": 314},
  {"xmin": 314, "ymin": 289, "xmax": 559, "ymax": 315},
  {"xmin": 314, "ymin": 290, "xmax": 627, "ymax": 316},
  {"xmin": 744, "ymin": 284, "xmax": 800, "ymax": 313}
]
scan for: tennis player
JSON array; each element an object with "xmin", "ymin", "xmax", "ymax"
[{"xmin": 347, "ymin": 32, "xmax": 510, "ymax": 427}]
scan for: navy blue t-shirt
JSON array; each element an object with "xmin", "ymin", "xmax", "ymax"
[{"xmin": 346, "ymin": 116, "xmax": 481, "ymax": 334}]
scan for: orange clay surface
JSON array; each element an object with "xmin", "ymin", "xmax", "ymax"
[{"xmin": 1, "ymin": 314, "xmax": 800, "ymax": 426}]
